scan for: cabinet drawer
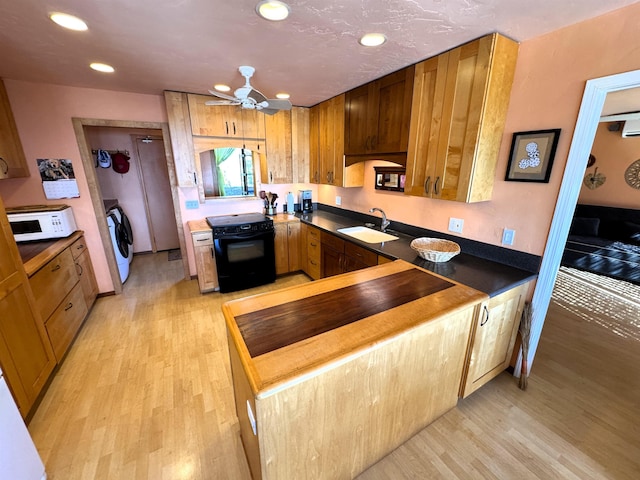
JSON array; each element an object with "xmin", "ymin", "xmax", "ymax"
[
  {"xmin": 192, "ymin": 231, "xmax": 213, "ymax": 246},
  {"xmin": 345, "ymin": 242, "xmax": 377, "ymax": 266},
  {"xmin": 69, "ymin": 236, "xmax": 88, "ymax": 260},
  {"xmin": 30, "ymin": 248, "xmax": 79, "ymax": 322},
  {"xmin": 306, "ymin": 257, "xmax": 321, "ymax": 280},
  {"xmin": 307, "ymin": 234, "xmax": 321, "ymax": 262},
  {"xmin": 307, "ymin": 226, "xmax": 321, "ymax": 242},
  {"xmin": 45, "ymin": 282, "xmax": 87, "ymax": 361}
]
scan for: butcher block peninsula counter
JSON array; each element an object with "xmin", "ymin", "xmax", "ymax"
[{"xmin": 223, "ymin": 259, "xmax": 488, "ymax": 480}]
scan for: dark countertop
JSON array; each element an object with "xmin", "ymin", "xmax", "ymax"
[{"xmin": 298, "ymin": 209, "xmax": 538, "ymax": 297}]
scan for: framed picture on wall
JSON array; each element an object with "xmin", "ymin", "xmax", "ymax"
[{"xmin": 505, "ymin": 129, "xmax": 561, "ymax": 183}]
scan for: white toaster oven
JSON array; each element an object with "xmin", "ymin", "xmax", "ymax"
[{"xmin": 6, "ymin": 204, "xmax": 77, "ymax": 242}]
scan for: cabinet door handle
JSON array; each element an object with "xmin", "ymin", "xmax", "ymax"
[
  {"xmin": 0, "ymin": 157, "xmax": 8, "ymax": 175},
  {"xmin": 434, "ymin": 176, "xmax": 440, "ymax": 195},
  {"xmin": 270, "ymin": 171, "xmax": 273, "ymax": 183},
  {"xmin": 210, "ymin": 247, "xmax": 214, "ymax": 258},
  {"xmin": 75, "ymin": 262, "xmax": 83, "ymax": 276},
  {"xmin": 225, "ymin": 121, "xmax": 229, "ymax": 135},
  {"xmin": 310, "ymin": 260, "xmax": 317, "ymax": 266},
  {"xmin": 365, "ymin": 136, "xmax": 370, "ymax": 151},
  {"xmin": 51, "ymin": 264, "xmax": 61, "ymax": 272},
  {"xmin": 77, "ymin": 244, "xmax": 84, "ymax": 250},
  {"xmin": 371, "ymin": 135, "xmax": 377, "ymax": 150},
  {"xmin": 64, "ymin": 302, "xmax": 74, "ymax": 311},
  {"xmin": 310, "ymin": 242, "xmax": 317, "ymax": 247},
  {"xmin": 424, "ymin": 176, "xmax": 431, "ymax": 194},
  {"xmin": 480, "ymin": 305, "xmax": 489, "ymax": 326},
  {"xmin": 193, "ymin": 172, "xmax": 198, "ymax": 184}
]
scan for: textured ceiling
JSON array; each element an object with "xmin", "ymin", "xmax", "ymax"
[{"xmin": 0, "ymin": 0, "xmax": 637, "ymax": 106}]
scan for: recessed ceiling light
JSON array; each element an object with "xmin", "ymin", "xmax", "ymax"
[
  {"xmin": 90, "ymin": 63, "xmax": 115, "ymax": 73},
  {"xmin": 49, "ymin": 12, "xmax": 88, "ymax": 31},
  {"xmin": 275, "ymin": 93, "xmax": 290, "ymax": 99},
  {"xmin": 256, "ymin": 1, "xmax": 290, "ymax": 21},
  {"xmin": 214, "ymin": 84, "xmax": 231, "ymax": 92},
  {"xmin": 359, "ymin": 33, "xmax": 387, "ymax": 47}
]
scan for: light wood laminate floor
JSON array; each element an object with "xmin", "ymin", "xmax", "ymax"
[{"xmin": 28, "ymin": 254, "xmax": 640, "ymax": 479}]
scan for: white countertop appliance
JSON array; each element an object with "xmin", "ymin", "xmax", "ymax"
[
  {"xmin": 0, "ymin": 366, "xmax": 47, "ymax": 480},
  {"xmin": 6, "ymin": 204, "xmax": 77, "ymax": 243}
]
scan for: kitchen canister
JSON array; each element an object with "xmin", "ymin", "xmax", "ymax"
[{"xmin": 286, "ymin": 192, "xmax": 295, "ymax": 214}]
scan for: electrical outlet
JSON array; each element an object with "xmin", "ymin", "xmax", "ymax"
[
  {"xmin": 448, "ymin": 217, "xmax": 464, "ymax": 234},
  {"xmin": 335, "ymin": 196, "xmax": 342, "ymax": 206},
  {"xmin": 502, "ymin": 228, "xmax": 515, "ymax": 246},
  {"xmin": 185, "ymin": 200, "xmax": 199, "ymax": 210}
]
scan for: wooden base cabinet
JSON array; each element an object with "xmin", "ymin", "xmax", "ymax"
[
  {"xmin": 225, "ymin": 270, "xmax": 483, "ymax": 480},
  {"xmin": 189, "ymin": 225, "xmax": 219, "ymax": 293},
  {"xmin": 71, "ymin": 237, "xmax": 98, "ymax": 309},
  {"xmin": 303, "ymin": 224, "xmax": 321, "ymax": 280},
  {"xmin": 321, "ymin": 231, "xmax": 378, "ymax": 278},
  {"xmin": 460, "ymin": 281, "xmax": 531, "ymax": 398},
  {"xmin": 0, "ymin": 198, "xmax": 55, "ymax": 417},
  {"xmin": 405, "ymin": 33, "xmax": 518, "ymax": 202},
  {"xmin": 274, "ymin": 218, "xmax": 301, "ymax": 275}
]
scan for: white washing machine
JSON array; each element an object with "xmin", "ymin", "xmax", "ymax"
[
  {"xmin": 107, "ymin": 212, "xmax": 130, "ymax": 283},
  {"xmin": 109, "ymin": 205, "xmax": 134, "ymax": 264}
]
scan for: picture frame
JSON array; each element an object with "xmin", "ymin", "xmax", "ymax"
[
  {"xmin": 505, "ymin": 129, "xmax": 561, "ymax": 183},
  {"xmin": 374, "ymin": 166, "xmax": 405, "ymax": 192}
]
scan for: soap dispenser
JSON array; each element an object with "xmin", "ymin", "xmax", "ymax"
[{"xmin": 286, "ymin": 192, "xmax": 295, "ymax": 214}]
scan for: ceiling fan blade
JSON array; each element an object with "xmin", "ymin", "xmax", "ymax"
[
  {"xmin": 264, "ymin": 98, "xmax": 292, "ymax": 111},
  {"xmin": 259, "ymin": 107, "xmax": 281, "ymax": 116},
  {"xmin": 208, "ymin": 90, "xmax": 239, "ymax": 102},
  {"xmin": 247, "ymin": 88, "xmax": 268, "ymax": 104},
  {"xmin": 205, "ymin": 100, "xmax": 240, "ymax": 106}
]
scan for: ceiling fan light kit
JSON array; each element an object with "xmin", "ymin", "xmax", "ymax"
[
  {"xmin": 214, "ymin": 84, "xmax": 231, "ymax": 92},
  {"xmin": 207, "ymin": 65, "xmax": 292, "ymax": 115},
  {"xmin": 90, "ymin": 62, "xmax": 115, "ymax": 73},
  {"xmin": 256, "ymin": 0, "xmax": 291, "ymax": 21}
]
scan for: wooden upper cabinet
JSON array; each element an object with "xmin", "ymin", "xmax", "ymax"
[
  {"xmin": 0, "ymin": 79, "xmax": 29, "ymax": 179},
  {"xmin": 187, "ymin": 94, "xmax": 266, "ymax": 140},
  {"xmin": 262, "ymin": 110, "xmax": 292, "ymax": 184},
  {"xmin": 308, "ymin": 104, "xmax": 321, "ymax": 184},
  {"xmin": 164, "ymin": 91, "xmax": 198, "ymax": 188},
  {"xmin": 344, "ymin": 66, "xmax": 414, "ymax": 158},
  {"xmin": 316, "ymin": 94, "xmax": 363, "ymax": 187},
  {"xmin": 405, "ymin": 33, "xmax": 519, "ymax": 202},
  {"xmin": 291, "ymin": 107, "xmax": 310, "ymax": 183}
]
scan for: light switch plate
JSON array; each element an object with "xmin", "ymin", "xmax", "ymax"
[{"xmin": 502, "ymin": 228, "xmax": 515, "ymax": 246}]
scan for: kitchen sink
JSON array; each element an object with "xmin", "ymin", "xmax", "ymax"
[{"xmin": 337, "ymin": 226, "xmax": 399, "ymax": 244}]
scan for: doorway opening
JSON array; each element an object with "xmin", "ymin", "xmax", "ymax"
[
  {"xmin": 524, "ymin": 69, "xmax": 640, "ymax": 373},
  {"xmin": 72, "ymin": 118, "xmax": 188, "ymax": 294}
]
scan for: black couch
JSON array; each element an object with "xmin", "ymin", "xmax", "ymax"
[{"xmin": 562, "ymin": 204, "xmax": 640, "ymax": 285}]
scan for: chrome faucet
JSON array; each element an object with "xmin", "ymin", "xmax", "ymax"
[{"xmin": 369, "ymin": 208, "xmax": 390, "ymax": 232}]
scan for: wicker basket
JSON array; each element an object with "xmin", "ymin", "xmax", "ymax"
[{"xmin": 410, "ymin": 237, "xmax": 461, "ymax": 262}]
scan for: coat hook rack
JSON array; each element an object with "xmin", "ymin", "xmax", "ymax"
[{"xmin": 92, "ymin": 149, "xmax": 130, "ymax": 156}]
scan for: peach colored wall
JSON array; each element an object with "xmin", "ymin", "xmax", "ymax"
[
  {"xmin": 579, "ymin": 123, "xmax": 640, "ymax": 208},
  {"xmin": 318, "ymin": 2, "xmax": 640, "ymax": 256},
  {"xmin": 0, "ymin": 80, "xmax": 167, "ymax": 293}
]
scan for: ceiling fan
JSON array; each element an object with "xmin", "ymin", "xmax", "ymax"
[{"xmin": 206, "ymin": 66, "xmax": 292, "ymax": 115}]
